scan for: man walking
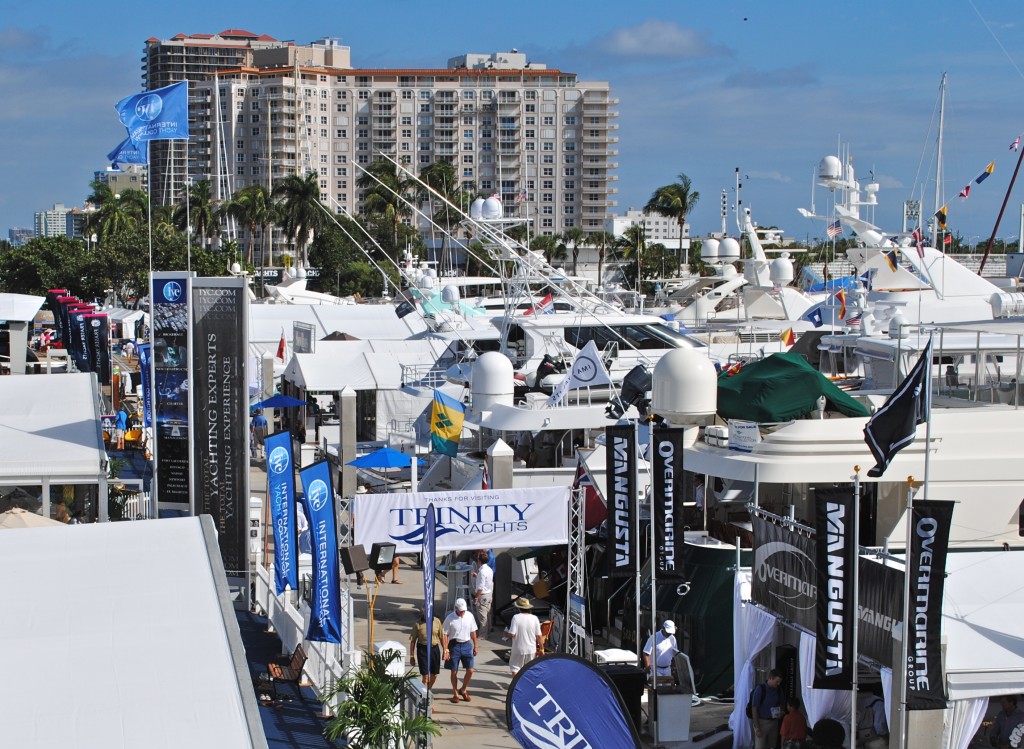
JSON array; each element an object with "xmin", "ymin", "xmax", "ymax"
[
  {"xmin": 472, "ymin": 550, "xmax": 493, "ymax": 635},
  {"xmin": 642, "ymin": 620, "xmax": 679, "ymax": 679},
  {"xmin": 750, "ymin": 669, "xmax": 785, "ymax": 749},
  {"xmin": 506, "ymin": 596, "xmax": 543, "ymax": 674},
  {"xmin": 442, "ymin": 598, "xmax": 478, "ymax": 703}
]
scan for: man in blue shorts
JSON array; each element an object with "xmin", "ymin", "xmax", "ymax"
[{"xmin": 441, "ymin": 597, "xmax": 478, "ymax": 703}]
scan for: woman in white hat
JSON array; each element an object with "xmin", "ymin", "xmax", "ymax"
[{"xmin": 506, "ymin": 596, "xmax": 544, "ymax": 674}]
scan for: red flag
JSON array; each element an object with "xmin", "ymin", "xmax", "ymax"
[
  {"xmin": 779, "ymin": 327, "xmax": 796, "ymax": 346},
  {"xmin": 572, "ymin": 459, "xmax": 606, "ymax": 529},
  {"xmin": 276, "ymin": 328, "xmax": 287, "ymax": 362},
  {"xmin": 959, "ymin": 184, "xmax": 971, "ymax": 199},
  {"xmin": 836, "ymin": 289, "xmax": 847, "ymax": 320},
  {"xmin": 944, "ymin": 235, "xmax": 952, "ymax": 246},
  {"xmin": 524, "ymin": 293, "xmax": 553, "ymax": 315}
]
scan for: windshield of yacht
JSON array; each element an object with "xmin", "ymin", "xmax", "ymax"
[{"xmin": 564, "ymin": 322, "xmax": 705, "ymax": 351}]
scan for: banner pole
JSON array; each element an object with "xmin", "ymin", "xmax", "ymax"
[
  {"xmin": 851, "ymin": 467, "xmax": 861, "ymax": 747},
  {"xmin": 898, "ymin": 477, "xmax": 916, "ymax": 749},
  {"xmin": 649, "ymin": 423, "xmax": 659, "ymax": 745},
  {"xmin": 633, "ymin": 422, "xmax": 642, "ymax": 669}
]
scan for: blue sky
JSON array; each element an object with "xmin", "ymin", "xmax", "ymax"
[{"xmin": 2, "ymin": 1, "xmax": 1024, "ymax": 245}]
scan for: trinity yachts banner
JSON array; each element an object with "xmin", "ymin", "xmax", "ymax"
[{"xmin": 354, "ymin": 486, "xmax": 569, "ymax": 553}]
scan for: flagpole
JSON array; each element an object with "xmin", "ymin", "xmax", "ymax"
[
  {"xmin": 633, "ymin": 421, "xmax": 642, "ymax": 670},
  {"xmin": 898, "ymin": 476, "xmax": 916, "ymax": 749},
  {"xmin": 851, "ymin": 466, "xmax": 861, "ymax": 748},
  {"xmin": 649, "ymin": 420, "xmax": 659, "ymax": 746}
]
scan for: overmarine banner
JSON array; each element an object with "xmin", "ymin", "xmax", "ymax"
[
  {"xmin": 652, "ymin": 425, "xmax": 686, "ymax": 580},
  {"xmin": 354, "ymin": 486, "xmax": 569, "ymax": 553},
  {"xmin": 751, "ymin": 513, "xmax": 816, "ymax": 631}
]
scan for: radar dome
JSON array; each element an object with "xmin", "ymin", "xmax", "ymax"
[
  {"xmin": 230, "ymin": 262, "xmax": 242, "ymax": 274},
  {"xmin": 441, "ymin": 284, "xmax": 461, "ymax": 304},
  {"xmin": 417, "ymin": 274, "xmax": 436, "ymax": 290},
  {"xmin": 818, "ymin": 155, "xmax": 842, "ymax": 181},
  {"xmin": 652, "ymin": 349, "xmax": 718, "ymax": 424},
  {"xmin": 471, "ymin": 351, "xmax": 514, "ymax": 411},
  {"xmin": 701, "ymin": 238, "xmax": 720, "ymax": 261},
  {"xmin": 470, "ymin": 197, "xmax": 485, "ymax": 220},
  {"xmin": 718, "ymin": 237, "xmax": 741, "ymax": 261},
  {"xmin": 482, "ymin": 195, "xmax": 503, "ymax": 220},
  {"xmin": 296, "ymin": 265, "xmax": 307, "ymax": 279},
  {"xmin": 769, "ymin": 253, "xmax": 794, "ymax": 286}
]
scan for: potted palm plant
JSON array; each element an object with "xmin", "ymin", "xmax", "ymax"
[{"xmin": 322, "ymin": 650, "xmax": 440, "ymax": 748}]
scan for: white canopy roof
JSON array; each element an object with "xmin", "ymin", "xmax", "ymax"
[
  {"xmin": 0, "ymin": 516, "xmax": 267, "ymax": 748},
  {"xmin": 284, "ymin": 339, "xmax": 453, "ymax": 391},
  {"xmin": 0, "ymin": 373, "xmax": 106, "ymax": 482},
  {"xmin": 0, "ymin": 292, "xmax": 45, "ymax": 322},
  {"xmin": 248, "ymin": 303, "xmax": 428, "ymax": 350}
]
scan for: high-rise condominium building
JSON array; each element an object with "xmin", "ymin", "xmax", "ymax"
[{"xmin": 158, "ymin": 39, "xmax": 617, "ymax": 266}]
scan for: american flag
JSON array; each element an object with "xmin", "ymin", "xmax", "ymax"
[
  {"xmin": 826, "ymin": 220, "xmax": 842, "ymax": 238},
  {"xmin": 515, "ymin": 189, "xmax": 528, "ymax": 204},
  {"xmin": 912, "ymin": 227, "xmax": 925, "ymax": 258}
]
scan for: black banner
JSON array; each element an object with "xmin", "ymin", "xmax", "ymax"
[
  {"xmin": 605, "ymin": 423, "xmax": 636, "ymax": 578},
  {"xmin": 67, "ymin": 305, "xmax": 94, "ymax": 373},
  {"xmin": 191, "ymin": 278, "xmax": 249, "ymax": 574},
  {"xmin": 152, "ymin": 273, "xmax": 191, "ymax": 506},
  {"xmin": 751, "ymin": 514, "xmax": 817, "ymax": 630},
  {"xmin": 814, "ymin": 487, "xmax": 856, "ymax": 689},
  {"xmin": 906, "ymin": 500, "xmax": 954, "ymax": 711},
  {"xmin": 652, "ymin": 426, "xmax": 685, "ymax": 580},
  {"xmin": 54, "ymin": 295, "xmax": 76, "ymax": 346},
  {"xmin": 858, "ymin": 556, "xmax": 902, "ymax": 667},
  {"xmin": 84, "ymin": 313, "xmax": 111, "ymax": 385}
]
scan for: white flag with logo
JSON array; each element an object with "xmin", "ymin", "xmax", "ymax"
[{"xmin": 546, "ymin": 340, "xmax": 613, "ymax": 407}]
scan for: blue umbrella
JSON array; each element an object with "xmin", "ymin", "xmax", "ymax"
[
  {"xmin": 252, "ymin": 393, "xmax": 310, "ymax": 409},
  {"xmin": 347, "ymin": 447, "xmax": 425, "ymax": 469}
]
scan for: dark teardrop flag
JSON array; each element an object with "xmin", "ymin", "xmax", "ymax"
[
  {"xmin": 906, "ymin": 499, "xmax": 954, "ymax": 711},
  {"xmin": 864, "ymin": 337, "xmax": 932, "ymax": 477},
  {"xmin": 299, "ymin": 460, "xmax": 342, "ymax": 643},
  {"xmin": 814, "ymin": 487, "xmax": 856, "ymax": 689},
  {"xmin": 605, "ymin": 423, "xmax": 636, "ymax": 579},
  {"xmin": 265, "ymin": 431, "xmax": 298, "ymax": 595},
  {"xmin": 507, "ymin": 653, "xmax": 641, "ymax": 749},
  {"xmin": 423, "ymin": 502, "xmax": 437, "ymax": 676}
]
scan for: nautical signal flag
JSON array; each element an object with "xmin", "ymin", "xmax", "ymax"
[
  {"xmin": 1012, "ymin": 136, "xmax": 1021, "ymax": 153},
  {"xmin": 276, "ymin": 327, "xmax": 288, "ymax": 362},
  {"xmin": 934, "ymin": 205, "xmax": 947, "ymax": 229},
  {"xmin": 803, "ymin": 306, "xmax": 824, "ymax": 328},
  {"xmin": 835, "ymin": 289, "xmax": 847, "ymax": 319},
  {"xmin": 826, "ymin": 220, "xmax": 842, "ymax": 239},
  {"xmin": 959, "ymin": 184, "xmax": 971, "ymax": 200},
  {"xmin": 975, "ymin": 161, "xmax": 995, "ymax": 184},
  {"xmin": 524, "ymin": 293, "xmax": 554, "ymax": 315},
  {"xmin": 912, "ymin": 227, "xmax": 925, "ymax": 259},
  {"xmin": 944, "ymin": 235, "xmax": 952, "ymax": 246},
  {"xmin": 863, "ymin": 336, "xmax": 933, "ymax": 477},
  {"xmin": 883, "ymin": 249, "xmax": 900, "ymax": 272},
  {"xmin": 779, "ymin": 327, "xmax": 796, "ymax": 346},
  {"xmin": 430, "ymin": 389, "xmax": 465, "ymax": 457}
]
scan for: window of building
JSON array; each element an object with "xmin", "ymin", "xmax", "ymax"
[
  {"xmin": 564, "ymin": 218, "xmax": 575, "ymax": 227},
  {"xmin": 542, "ymin": 180, "xmax": 553, "ymax": 189},
  {"xmin": 336, "ymin": 103, "xmax": 347, "ymax": 112},
  {"xmin": 358, "ymin": 154, "xmax": 370, "ymax": 164},
  {"xmin": 236, "ymin": 153, "xmax": 245, "ymax": 162},
  {"xmin": 463, "ymin": 155, "xmax": 473, "ymax": 164},
  {"xmin": 420, "ymin": 103, "xmax": 431, "ymax": 112},
  {"xmin": 401, "ymin": 143, "xmax": 410, "ymax": 151},
  {"xmin": 357, "ymin": 142, "xmax": 369, "ymax": 151},
  {"xmin": 463, "ymin": 90, "xmax": 475, "ymax": 99},
  {"xmin": 564, "ymin": 180, "xmax": 576, "ymax": 189},
  {"xmin": 563, "ymin": 193, "xmax": 575, "ymax": 202},
  {"xmin": 236, "ymin": 140, "xmax": 245, "ymax": 150},
  {"xmin": 524, "ymin": 129, "xmax": 536, "ymax": 138},
  {"xmin": 419, "ymin": 90, "xmax": 432, "ymax": 100},
  {"xmin": 419, "ymin": 154, "xmax": 430, "ymax": 164},
  {"xmin": 565, "ymin": 142, "xmax": 576, "ymax": 151},
  {"xmin": 357, "ymin": 129, "xmax": 369, "ymax": 138},
  {"xmin": 565, "ymin": 155, "xmax": 576, "ymax": 164},
  {"xmin": 525, "ymin": 103, "xmax": 536, "ymax": 113},
  {"xmin": 402, "ymin": 90, "xmax": 413, "ymax": 99},
  {"xmin": 320, "ymin": 128, "xmax": 328, "ymax": 137},
  {"xmin": 462, "ymin": 142, "xmax": 474, "ymax": 151},
  {"xmin": 252, "ymin": 127, "xmax": 261, "ymax": 136},
  {"xmin": 251, "ymin": 114, "xmax": 260, "ymax": 123},
  {"xmin": 336, "ymin": 129, "xmax": 347, "ymax": 138},
  {"xmin": 337, "ymin": 90, "xmax": 347, "ymax": 99},
  {"xmin": 564, "ymin": 116, "xmax": 577, "ymax": 125},
  {"xmin": 541, "ymin": 129, "xmax": 555, "ymax": 139},
  {"xmin": 236, "ymin": 166, "xmax": 245, "ymax": 175},
  {"xmin": 543, "ymin": 154, "xmax": 554, "ymax": 163},
  {"xmin": 251, "ymin": 166, "xmax": 261, "ymax": 175},
  {"xmin": 542, "ymin": 205, "xmax": 553, "ymax": 214},
  {"xmin": 481, "ymin": 180, "xmax": 492, "ymax": 190},
  {"xmin": 542, "ymin": 218, "xmax": 553, "ymax": 228},
  {"xmin": 358, "ymin": 91, "xmax": 369, "ymax": 99},
  {"xmin": 525, "ymin": 142, "xmax": 536, "ymax": 151},
  {"xmin": 463, "ymin": 168, "xmax": 473, "ymax": 177},
  {"xmin": 526, "ymin": 154, "xmax": 536, "ymax": 164},
  {"xmin": 319, "ymin": 167, "xmax": 328, "ymax": 176},
  {"xmin": 336, "ymin": 180, "xmax": 347, "ymax": 189},
  {"xmin": 336, "ymin": 155, "xmax": 347, "ymax": 164},
  {"xmin": 320, "ymin": 154, "xmax": 329, "ymax": 163},
  {"xmin": 563, "ymin": 205, "xmax": 575, "ymax": 214},
  {"xmin": 542, "ymin": 193, "xmax": 553, "ymax": 202}
]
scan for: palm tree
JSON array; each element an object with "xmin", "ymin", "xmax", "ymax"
[
  {"xmin": 273, "ymin": 171, "xmax": 324, "ymax": 267},
  {"xmin": 531, "ymin": 233, "xmax": 565, "ymax": 266},
  {"xmin": 173, "ymin": 179, "xmax": 221, "ymax": 247},
  {"xmin": 616, "ymin": 223, "xmax": 647, "ymax": 292},
  {"xmin": 644, "ymin": 172, "xmax": 700, "ymax": 276},
  {"xmin": 418, "ymin": 160, "xmax": 468, "ymax": 270},
  {"xmin": 561, "ymin": 226, "xmax": 586, "ymax": 276},
  {"xmin": 591, "ymin": 230, "xmax": 616, "ymax": 288},
  {"xmin": 84, "ymin": 181, "xmax": 149, "ymax": 240},
  {"xmin": 322, "ymin": 650, "xmax": 440, "ymax": 748},
  {"xmin": 357, "ymin": 159, "xmax": 417, "ymax": 253},
  {"xmin": 223, "ymin": 184, "xmax": 273, "ymax": 266}
]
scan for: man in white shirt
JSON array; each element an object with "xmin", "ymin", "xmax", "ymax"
[
  {"xmin": 506, "ymin": 596, "xmax": 544, "ymax": 674},
  {"xmin": 472, "ymin": 550, "xmax": 494, "ymax": 635},
  {"xmin": 642, "ymin": 620, "xmax": 679, "ymax": 678},
  {"xmin": 442, "ymin": 597, "xmax": 478, "ymax": 703}
]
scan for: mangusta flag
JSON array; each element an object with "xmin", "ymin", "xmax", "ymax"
[
  {"xmin": 906, "ymin": 500, "xmax": 954, "ymax": 711},
  {"xmin": 652, "ymin": 425, "xmax": 686, "ymax": 580},
  {"xmin": 814, "ymin": 487, "xmax": 857, "ymax": 689},
  {"xmin": 116, "ymin": 80, "xmax": 189, "ymax": 146},
  {"xmin": 507, "ymin": 653, "xmax": 641, "ymax": 749},
  {"xmin": 265, "ymin": 431, "xmax": 298, "ymax": 596},
  {"xmin": 605, "ymin": 423, "xmax": 637, "ymax": 579},
  {"xmin": 299, "ymin": 461, "xmax": 342, "ymax": 643},
  {"xmin": 864, "ymin": 336, "xmax": 933, "ymax": 477}
]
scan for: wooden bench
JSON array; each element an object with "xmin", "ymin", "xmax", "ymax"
[{"xmin": 268, "ymin": 644, "xmax": 307, "ymax": 702}]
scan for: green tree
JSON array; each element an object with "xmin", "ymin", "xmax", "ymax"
[
  {"xmin": 357, "ymin": 159, "xmax": 416, "ymax": 252},
  {"xmin": 591, "ymin": 230, "xmax": 616, "ymax": 287},
  {"xmin": 223, "ymin": 184, "xmax": 274, "ymax": 266},
  {"xmin": 322, "ymin": 650, "xmax": 440, "ymax": 748},
  {"xmin": 173, "ymin": 179, "xmax": 221, "ymax": 247},
  {"xmin": 0, "ymin": 236, "xmax": 89, "ymax": 295},
  {"xmin": 644, "ymin": 172, "xmax": 700, "ymax": 276},
  {"xmin": 418, "ymin": 160, "xmax": 467, "ymax": 270},
  {"xmin": 531, "ymin": 233, "xmax": 565, "ymax": 266},
  {"xmin": 561, "ymin": 226, "xmax": 586, "ymax": 276},
  {"xmin": 616, "ymin": 223, "xmax": 648, "ymax": 293},
  {"xmin": 84, "ymin": 180, "xmax": 149, "ymax": 240},
  {"xmin": 308, "ymin": 218, "xmax": 393, "ymax": 297},
  {"xmin": 273, "ymin": 171, "xmax": 325, "ymax": 267}
]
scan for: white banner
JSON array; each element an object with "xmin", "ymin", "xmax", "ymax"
[
  {"xmin": 546, "ymin": 340, "xmax": 613, "ymax": 407},
  {"xmin": 354, "ymin": 486, "xmax": 569, "ymax": 553}
]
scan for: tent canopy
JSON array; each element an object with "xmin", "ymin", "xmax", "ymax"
[
  {"xmin": 717, "ymin": 352, "xmax": 871, "ymax": 422},
  {"xmin": 252, "ymin": 393, "xmax": 308, "ymax": 409},
  {"xmin": 347, "ymin": 447, "xmax": 424, "ymax": 469}
]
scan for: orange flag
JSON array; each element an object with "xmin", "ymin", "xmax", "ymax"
[{"xmin": 780, "ymin": 327, "xmax": 796, "ymax": 346}]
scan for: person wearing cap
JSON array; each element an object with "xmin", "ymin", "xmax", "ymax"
[
  {"xmin": 505, "ymin": 596, "xmax": 543, "ymax": 674},
  {"xmin": 441, "ymin": 597, "xmax": 478, "ymax": 703},
  {"xmin": 642, "ymin": 620, "xmax": 680, "ymax": 678}
]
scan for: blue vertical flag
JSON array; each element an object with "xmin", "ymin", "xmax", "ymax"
[
  {"xmin": 265, "ymin": 431, "xmax": 298, "ymax": 595},
  {"xmin": 864, "ymin": 336, "xmax": 933, "ymax": 477},
  {"xmin": 107, "ymin": 137, "xmax": 149, "ymax": 169},
  {"xmin": 422, "ymin": 502, "xmax": 437, "ymax": 676},
  {"xmin": 299, "ymin": 460, "xmax": 342, "ymax": 643},
  {"xmin": 430, "ymin": 389, "xmax": 465, "ymax": 457},
  {"xmin": 116, "ymin": 80, "xmax": 190, "ymax": 146}
]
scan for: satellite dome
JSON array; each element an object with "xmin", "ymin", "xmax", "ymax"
[
  {"xmin": 470, "ymin": 197, "xmax": 485, "ymax": 220},
  {"xmin": 769, "ymin": 253, "xmax": 794, "ymax": 286},
  {"xmin": 441, "ymin": 284, "xmax": 461, "ymax": 304},
  {"xmin": 701, "ymin": 238, "xmax": 720, "ymax": 261},
  {"xmin": 230, "ymin": 262, "xmax": 242, "ymax": 274},
  {"xmin": 295, "ymin": 265, "xmax": 307, "ymax": 279},
  {"xmin": 718, "ymin": 237, "xmax": 741, "ymax": 261},
  {"xmin": 417, "ymin": 274, "xmax": 436, "ymax": 290},
  {"xmin": 819, "ymin": 155, "xmax": 842, "ymax": 181},
  {"xmin": 471, "ymin": 351, "xmax": 514, "ymax": 411},
  {"xmin": 652, "ymin": 349, "xmax": 718, "ymax": 424},
  {"xmin": 482, "ymin": 195, "xmax": 503, "ymax": 220}
]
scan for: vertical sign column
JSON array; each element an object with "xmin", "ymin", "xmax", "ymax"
[
  {"xmin": 151, "ymin": 272, "xmax": 192, "ymax": 511},
  {"xmin": 191, "ymin": 277, "xmax": 249, "ymax": 575}
]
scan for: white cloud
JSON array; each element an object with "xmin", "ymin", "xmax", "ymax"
[{"xmin": 598, "ymin": 20, "xmax": 730, "ymax": 60}]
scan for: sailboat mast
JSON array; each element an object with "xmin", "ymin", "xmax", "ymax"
[{"xmin": 933, "ymin": 73, "xmax": 947, "ymax": 239}]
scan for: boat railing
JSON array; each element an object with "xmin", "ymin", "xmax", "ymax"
[{"xmin": 400, "ymin": 362, "xmax": 449, "ymax": 389}]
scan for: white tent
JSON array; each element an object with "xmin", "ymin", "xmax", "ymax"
[{"xmin": 0, "ymin": 516, "xmax": 267, "ymax": 748}]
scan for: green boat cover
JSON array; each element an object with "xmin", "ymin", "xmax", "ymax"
[{"xmin": 717, "ymin": 352, "xmax": 870, "ymax": 422}]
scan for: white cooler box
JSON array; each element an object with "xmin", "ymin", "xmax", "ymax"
[
  {"xmin": 374, "ymin": 640, "xmax": 408, "ymax": 676},
  {"xmin": 594, "ymin": 648, "xmax": 638, "ymax": 666}
]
